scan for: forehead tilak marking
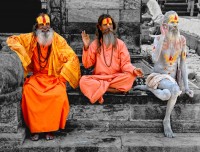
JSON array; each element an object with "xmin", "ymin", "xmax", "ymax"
[{"xmin": 42, "ymin": 15, "xmax": 46, "ymax": 24}]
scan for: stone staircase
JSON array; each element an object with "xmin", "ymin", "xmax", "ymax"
[
  {"xmin": 1, "ymin": 36, "xmax": 200, "ymax": 151},
  {"xmin": 1, "ymin": 0, "xmax": 200, "ymax": 151},
  {"xmin": 161, "ymin": 0, "xmax": 199, "ymax": 16}
]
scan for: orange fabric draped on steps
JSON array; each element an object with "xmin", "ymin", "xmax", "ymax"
[{"xmin": 7, "ymin": 32, "xmax": 81, "ymax": 133}]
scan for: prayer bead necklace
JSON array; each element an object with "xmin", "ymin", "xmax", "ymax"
[
  {"xmin": 102, "ymin": 46, "xmax": 114, "ymax": 67},
  {"xmin": 37, "ymin": 43, "xmax": 52, "ymax": 70}
]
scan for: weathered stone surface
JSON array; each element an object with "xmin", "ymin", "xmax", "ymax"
[
  {"xmin": 0, "ymin": 47, "xmax": 23, "ymax": 94},
  {"xmin": 109, "ymin": 120, "xmax": 163, "ymax": 132},
  {"xmin": 122, "ymin": 133, "xmax": 200, "ymax": 152},
  {"xmin": 70, "ymin": 104, "xmax": 130, "ymax": 121},
  {"xmin": 5, "ymin": 130, "xmax": 200, "ymax": 152},
  {"xmin": 65, "ymin": 0, "xmax": 123, "ymax": 9},
  {"xmin": 20, "ymin": 138, "xmax": 60, "ymax": 152},
  {"xmin": 65, "ymin": 23, "xmax": 96, "ymax": 34},
  {"xmin": 119, "ymin": 34, "xmax": 141, "ymax": 49},
  {"xmin": 120, "ymin": 10, "xmax": 140, "ymax": 23},
  {"xmin": 130, "ymin": 104, "xmax": 200, "ymax": 121},
  {"xmin": 118, "ymin": 22, "xmax": 141, "ymax": 50},
  {"xmin": 131, "ymin": 105, "xmax": 166, "ymax": 120},
  {"xmin": 48, "ymin": 0, "xmax": 61, "ymax": 8},
  {"xmin": 60, "ymin": 131, "xmax": 121, "ymax": 151},
  {"xmin": 69, "ymin": 34, "xmax": 96, "ymax": 51},
  {"xmin": 66, "ymin": 120, "xmax": 110, "ymax": 131},
  {"xmin": 50, "ymin": 11, "xmax": 62, "ymax": 34},
  {"xmin": 107, "ymin": 10, "xmax": 120, "ymax": 22},
  {"xmin": 124, "ymin": 0, "xmax": 141, "ymax": 10},
  {"xmin": 118, "ymin": 22, "xmax": 140, "ymax": 35},
  {"xmin": 68, "ymin": 9, "xmax": 107, "ymax": 23},
  {"xmin": 0, "ymin": 87, "xmax": 22, "ymax": 133},
  {"xmin": 0, "ymin": 127, "xmax": 25, "ymax": 150}
]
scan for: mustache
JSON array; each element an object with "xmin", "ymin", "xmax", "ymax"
[
  {"xmin": 102, "ymin": 28, "xmax": 114, "ymax": 34},
  {"xmin": 36, "ymin": 28, "xmax": 54, "ymax": 46}
]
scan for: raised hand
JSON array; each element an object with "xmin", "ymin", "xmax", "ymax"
[
  {"xmin": 160, "ymin": 23, "xmax": 168, "ymax": 36},
  {"xmin": 81, "ymin": 30, "xmax": 90, "ymax": 50}
]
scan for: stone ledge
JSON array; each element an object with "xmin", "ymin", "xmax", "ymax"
[
  {"xmin": 0, "ymin": 127, "xmax": 25, "ymax": 151},
  {"xmin": 13, "ymin": 130, "xmax": 200, "ymax": 152},
  {"xmin": 68, "ymin": 89, "xmax": 200, "ymax": 105},
  {"xmin": 0, "ymin": 87, "xmax": 22, "ymax": 133}
]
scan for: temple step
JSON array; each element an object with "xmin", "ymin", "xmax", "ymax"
[{"xmin": 9, "ymin": 131, "xmax": 200, "ymax": 152}]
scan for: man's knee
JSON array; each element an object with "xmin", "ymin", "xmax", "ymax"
[
  {"xmin": 170, "ymin": 84, "xmax": 181, "ymax": 96},
  {"xmin": 79, "ymin": 76, "xmax": 88, "ymax": 89}
]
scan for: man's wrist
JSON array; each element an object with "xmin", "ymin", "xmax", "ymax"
[{"xmin": 84, "ymin": 45, "xmax": 89, "ymax": 50}]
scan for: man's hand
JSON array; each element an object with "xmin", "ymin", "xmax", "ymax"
[
  {"xmin": 81, "ymin": 30, "xmax": 90, "ymax": 50},
  {"xmin": 133, "ymin": 68, "xmax": 144, "ymax": 78},
  {"xmin": 59, "ymin": 75, "xmax": 67, "ymax": 83},
  {"xmin": 185, "ymin": 89, "xmax": 194, "ymax": 98},
  {"xmin": 160, "ymin": 23, "xmax": 168, "ymax": 36}
]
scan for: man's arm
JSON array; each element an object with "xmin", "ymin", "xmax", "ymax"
[
  {"xmin": 81, "ymin": 31, "xmax": 96, "ymax": 68},
  {"xmin": 58, "ymin": 37, "xmax": 81, "ymax": 89},
  {"xmin": 119, "ymin": 41, "xmax": 143, "ymax": 77},
  {"xmin": 152, "ymin": 24, "xmax": 168, "ymax": 63},
  {"xmin": 6, "ymin": 33, "xmax": 33, "ymax": 77},
  {"xmin": 180, "ymin": 36, "xmax": 194, "ymax": 97}
]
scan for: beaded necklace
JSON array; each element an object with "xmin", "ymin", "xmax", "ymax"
[
  {"xmin": 37, "ymin": 43, "xmax": 52, "ymax": 70},
  {"xmin": 102, "ymin": 45, "xmax": 114, "ymax": 67}
]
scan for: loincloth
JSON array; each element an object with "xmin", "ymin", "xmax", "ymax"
[{"xmin": 146, "ymin": 73, "xmax": 176, "ymax": 89}]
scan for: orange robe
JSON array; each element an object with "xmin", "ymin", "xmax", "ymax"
[
  {"xmin": 80, "ymin": 39, "xmax": 139, "ymax": 103},
  {"xmin": 7, "ymin": 32, "xmax": 80, "ymax": 133}
]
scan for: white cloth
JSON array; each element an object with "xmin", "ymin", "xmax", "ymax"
[{"xmin": 146, "ymin": 73, "xmax": 176, "ymax": 89}]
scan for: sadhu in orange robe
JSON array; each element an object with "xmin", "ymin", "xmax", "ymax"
[
  {"xmin": 80, "ymin": 39, "xmax": 141, "ymax": 103},
  {"xmin": 7, "ymin": 32, "xmax": 80, "ymax": 133}
]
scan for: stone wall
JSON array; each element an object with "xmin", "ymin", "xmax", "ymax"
[
  {"xmin": 47, "ymin": 0, "xmax": 141, "ymax": 55},
  {"xmin": 0, "ymin": 46, "xmax": 25, "ymax": 149}
]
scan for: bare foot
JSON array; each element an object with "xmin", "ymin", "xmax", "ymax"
[
  {"xmin": 163, "ymin": 119, "xmax": 175, "ymax": 138},
  {"xmin": 30, "ymin": 133, "xmax": 39, "ymax": 141},
  {"xmin": 98, "ymin": 96, "xmax": 104, "ymax": 104},
  {"xmin": 45, "ymin": 132, "xmax": 54, "ymax": 140}
]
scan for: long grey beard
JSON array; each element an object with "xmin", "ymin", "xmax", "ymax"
[
  {"xmin": 103, "ymin": 31, "xmax": 116, "ymax": 47},
  {"xmin": 167, "ymin": 28, "xmax": 180, "ymax": 43},
  {"xmin": 36, "ymin": 28, "xmax": 54, "ymax": 46}
]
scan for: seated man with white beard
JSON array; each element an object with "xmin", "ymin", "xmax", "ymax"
[
  {"xmin": 6, "ymin": 13, "xmax": 81, "ymax": 141},
  {"xmin": 134, "ymin": 11, "xmax": 194, "ymax": 138},
  {"xmin": 79, "ymin": 14, "xmax": 143, "ymax": 104}
]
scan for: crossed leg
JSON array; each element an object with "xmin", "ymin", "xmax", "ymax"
[
  {"xmin": 156, "ymin": 79, "xmax": 182, "ymax": 138},
  {"xmin": 134, "ymin": 79, "xmax": 181, "ymax": 137}
]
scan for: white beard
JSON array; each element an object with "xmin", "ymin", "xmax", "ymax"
[
  {"xmin": 167, "ymin": 27, "xmax": 180, "ymax": 42},
  {"xmin": 103, "ymin": 31, "xmax": 116, "ymax": 47},
  {"xmin": 36, "ymin": 28, "xmax": 54, "ymax": 46}
]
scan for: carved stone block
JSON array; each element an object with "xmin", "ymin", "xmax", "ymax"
[
  {"xmin": 65, "ymin": 0, "xmax": 123, "ymax": 9},
  {"xmin": 0, "ymin": 46, "xmax": 23, "ymax": 94}
]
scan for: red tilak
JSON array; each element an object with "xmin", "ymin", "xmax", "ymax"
[
  {"xmin": 42, "ymin": 15, "xmax": 46, "ymax": 24},
  {"xmin": 106, "ymin": 18, "xmax": 109, "ymax": 24},
  {"xmin": 174, "ymin": 15, "xmax": 177, "ymax": 20}
]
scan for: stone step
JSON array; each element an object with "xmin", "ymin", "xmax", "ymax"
[
  {"xmin": 162, "ymin": 11, "xmax": 199, "ymax": 16},
  {"xmin": 165, "ymin": 0, "xmax": 187, "ymax": 3},
  {"xmin": 6, "ymin": 130, "xmax": 200, "ymax": 152},
  {"xmin": 66, "ymin": 87, "xmax": 200, "ymax": 132}
]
